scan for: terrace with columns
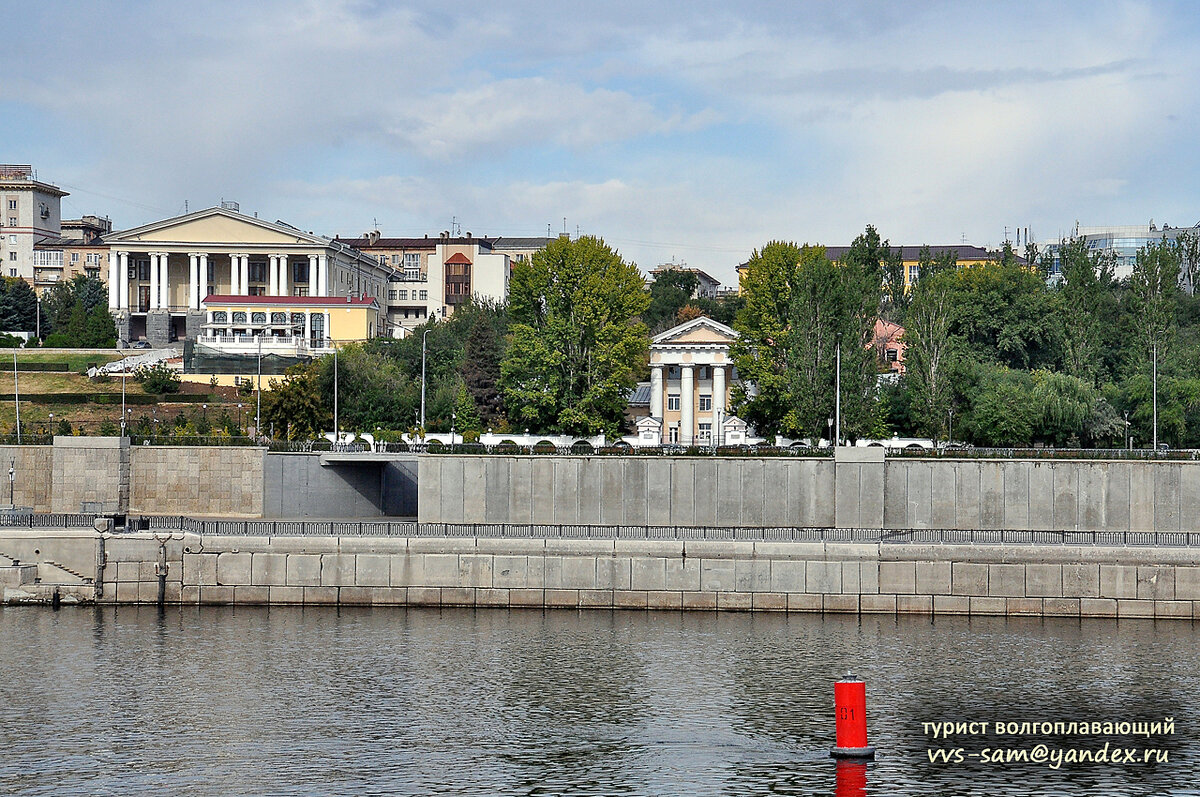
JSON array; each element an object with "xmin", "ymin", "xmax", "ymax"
[
  {"xmin": 642, "ymin": 317, "xmax": 746, "ymax": 446},
  {"xmin": 103, "ymin": 206, "xmax": 388, "ymax": 348}
]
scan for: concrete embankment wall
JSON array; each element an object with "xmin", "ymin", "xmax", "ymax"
[
  {"xmin": 0, "ymin": 438, "xmax": 418, "ymax": 518},
  {"xmin": 6, "ymin": 528, "xmax": 1200, "ymax": 619},
  {"xmin": 420, "ymin": 450, "xmax": 1200, "ymax": 533}
]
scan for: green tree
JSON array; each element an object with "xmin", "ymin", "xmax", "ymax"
[
  {"xmin": 732, "ymin": 230, "xmax": 881, "ymax": 442},
  {"xmin": 262, "ymin": 361, "xmax": 329, "ymax": 440},
  {"xmin": 460, "ymin": 313, "xmax": 504, "ymax": 428},
  {"xmin": 903, "ymin": 271, "xmax": 956, "ymax": 441},
  {"xmin": 0, "ymin": 278, "xmax": 37, "ymax": 332},
  {"xmin": 645, "ymin": 269, "xmax": 699, "ymax": 332},
  {"xmin": 1054, "ymin": 238, "xmax": 1115, "ymax": 383},
  {"xmin": 501, "ymin": 235, "xmax": 649, "ymax": 436},
  {"xmin": 452, "ymin": 381, "xmax": 482, "ymax": 434},
  {"xmin": 84, "ymin": 303, "xmax": 117, "ymax": 347}
]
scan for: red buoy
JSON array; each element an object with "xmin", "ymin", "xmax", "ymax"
[
  {"xmin": 830, "ymin": 673, "xmax": 876, "ymax": 759},
  {"xmin": 834, "ymin": 760, "xmax": 868, "ymax": 797}
]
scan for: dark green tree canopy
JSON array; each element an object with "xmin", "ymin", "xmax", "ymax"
[{"xmin": 501, "ymin": 235, "xmax": 649, "ymax": 436}]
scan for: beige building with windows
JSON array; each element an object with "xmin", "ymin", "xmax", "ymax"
[
  {"xmin": 1, "ymin": 165, "xmax": 67, "ymax": 283},
  {"xmin": 341, "ymin": 232, "xmax": 553, "ymax": 335},
  {"xmin": 33, "ymin": 215, "xmax": 111, "ymax": 294},
  {"xmin": 104, "ymin": 205, "xmax": 391, "ymax": 346},
  {"xmin": 645, "ymin": 317, "xmax": 741, "ymax": 446}
]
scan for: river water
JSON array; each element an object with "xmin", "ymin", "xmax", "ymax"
[{"xmin": 0, "ymin": 606, "xmax": 1195, "ymax": 796}]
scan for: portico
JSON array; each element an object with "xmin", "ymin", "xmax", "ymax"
[
  {"xmin": 648, "ymin": 317, "xmax": 740, "ymax": 446},
  {"xmin": 103, "ymin": 206, "xmax": 384, "ymax": 346}
]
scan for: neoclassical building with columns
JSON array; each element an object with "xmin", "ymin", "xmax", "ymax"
[
  {"xmin": 104, "ymin": 206, "xmax": 390, "ymax": 346},
  {"xmin": 645, "ymin": 317, "xmax": 742, "ymax": 446}
]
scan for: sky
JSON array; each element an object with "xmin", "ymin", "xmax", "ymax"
[{"xmin": 4, "ymin": 0, "xmax": 1200, "ymax": 284}]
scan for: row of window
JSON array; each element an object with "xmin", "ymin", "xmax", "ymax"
[
  {"xmin": 210, "ymin": 311, "xmax": 325, "ymax": 327},
  {"xmin": 376, "ymin": 253, "xmax": 422, "ymax": 269},
  {"xmin": 387, "ymin": 289, "xmax": 429, "ymax": 301},
  {"xmin": 666, "ymin": 394, "xmax": 715, "ymax": 412}
]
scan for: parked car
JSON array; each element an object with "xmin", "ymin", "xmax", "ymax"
[{"xmin": 130, "ymin": 340, "xmax": 151, "ymax": 349}]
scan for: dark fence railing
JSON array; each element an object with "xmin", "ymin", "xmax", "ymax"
[{"xmin": 105, "ymin": 516, "xmax": 1200, "ymax": 547}]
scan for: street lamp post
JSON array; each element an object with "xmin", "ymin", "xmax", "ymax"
[
  {"xmin": 451, "ymin": 411, "xmax": 456, "ymax": 454},
  {"xmin": 256, "ymin": 332, "xmax": 263, "ymax": 441},
  {"xmin": 948, "ymin": 407, "xmax": 954, "ymax": 447},
  {"xmin": 1124, "ymin": 411, "xmax": 1131, "ymax": 451},
  {"xmin": 1152, "ymin": 340, "xmax": 1158, "ymax": 451},
  {"xmin": 8, "ymin": 459, "xmax": 13, "ymax": 506},
  {"xmin": 420, "ymin": 328, "xmax": 431, "ymax": 431},
  {"xmin": 834, "ymin": 340, "xmax": 842, "ymax": 447},
  {"xmin": 13, "ymin": 351, "xmax": 19, "ymax": 444},
  {"xmin": 826, "ymin": 417, "xmax": 833, "ymax": 449},
  {"xmin": 333, "ymin": 346, "xmax": 339, "ymax": 444}
]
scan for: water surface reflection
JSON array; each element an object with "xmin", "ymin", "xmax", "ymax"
[{"xmin": 0, "ymin": 607, "xmax": 1196, "ymax": 795}]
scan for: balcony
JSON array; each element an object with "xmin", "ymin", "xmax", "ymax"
[
  {"xmin": 197, "ymin": 334, "xmax": 334, "ymax": 355},
  {"xmin": 389, "ymin": 270, "xmax": 426, "ymax": 283}
]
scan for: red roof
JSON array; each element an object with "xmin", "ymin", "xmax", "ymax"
[
  {"xmin": 444, "ymin": 252, "xmax": 472, "ymax": 265},
  {"xmin": 203, "ymin": 294, "xmax": 377, "ymax": 306}
]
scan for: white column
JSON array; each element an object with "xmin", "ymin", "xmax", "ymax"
[
  {"xmin": 680, "ymin": 364, "xmax": 694, "ymax": 446},
  {"xmin": 161, "ymin": 253, "xmax": 172, "ymax": 310},
  {"xmin": 650, "ymin": 364, "xmax": 664, "ymax": 419},
  {"xmin": 317, "ymin": 254, "xmax": 328, "ymax": 296},
  {"xmin": 279, "ymin": 255, "xmax": 289, "ymax": 296},
  {"xmin": 118, "ymin": 252, "xmax": 129, "ymax": 309},
  {"xmin": 188, "ymin": 254, "xmax": 198, "ymax": 310},
  {"xmin": 713, "ymin": 364, "xmax": 727, "ymax": 418},
  {"xmin": 149, "ymin": 253, "xmax": 160, "ymax": 310},
  {"xmin": 198, "ymin": 254, "xmax": 209, "ymax": 307},
  {"xmin": 304, "ymin": 310, "xmax": 311, "ymax": 344},
  {"xmin": 268, "ymin": 255, "xmax": 279, "ymax": 296},
  {"xmin": 229, "ymin": 254, "xmax": 240, "ymax": 295},
  {"xmin": 239, "ymin": 255, "xmax": 249, "ymax": 296},
  {"xmin": 107, "ymin": 252, "xmax": 119, "ymax": 309},
  {"xmin": 307, "ymin": 255, "xmax": 317, "ymax": 296}
]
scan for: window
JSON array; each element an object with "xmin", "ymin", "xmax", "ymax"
[
  {"xmin": 290, "ymin": 313, "xmax": 305, "ymax": 327},
  {"xmin": 249, "ymin": 286, "xmax": 265, "ymax": 296},
  {"xmin": 251, "ymin": 312, "xmax": 267, "ymax": 324},
  {"xmin": 232, "ymin": 312, "xmax": 247, "ymax": 323},
  {"xmin": 136, "ymin": 260, "xmax": 150, "ymax": 280},
  {"xmin": 698, "ymin": 422, "xmax": 712, "ymax": 442},
  {"xmin": 7, "ymin": 218, "xmax": 14, "ymax": 228},
  {"xmin": 8, "ymin": 269, "xmax": 14, "ymax": 277},
  {"xmin": 8, "ymin": 252, "xmax": 15, "ymax": 262},
  {"xmin": 387, "ymin": 290, "xmax": 397, "ymax": 301},
  {"xmin": 378, "ymin": 255, "xmax": 387, "ymax": 265},
  {"xmin": 7, "ymin": 200, "xmax": 15, "ymax": 210},
  {"xmin": 398, "ymin": 290, "xmax": 407, "ymax": 300},
  {"xmin": 211, "ymin": 311, "xmax": 228, "ymax": 323},
  {"xmin": 667, "ymin": 394, "xmax": 680, "ymax": 411},
  {"xmin": 391, "ymin": 254, "xmax": 400, "ymax": 265},
  {"xmin": 699, "ymin": 394, "xmax": 712, "ymax": 412},
  {"xmin": 293, "ymin": 287, "xmax": 309, "ymax": 297},
  {"xmin": 71, "ymin": 252, "xmax": 79, "ymax": 263},
  {"xmin": 403, "ymin": 253, "xmax": 420, "ymax": 270},
  {"xmin": 418, "ymin": 290, "xmax": 427, "ymax": 300},
  {"xmin": 907, "ymin": 264, "xmax": 919, "ymax": 284},
  {"xmin": 207, "ymin": 262, "xmax": 215, "ymax": 281},
  {"xmin": 885, "ymin": 348, "xmax": 899, "ymax": 362},
  {"xmin": 87, "ymin": 253, "xmax": 100, "ymax": 265},
  {"xmin": 271, "ymin": 312, "xmax": 287, "ymax": 324},
  {"xmin": 292, "ymin": 261, "xmax": 309, "ymax": 283},
  {"xmin": 249, "ymin": 262, "xmax": 266, "ymax": 283}
]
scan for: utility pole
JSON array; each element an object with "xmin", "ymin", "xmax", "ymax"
[
  {"xmin": 420, "ymin": 327, "xmax": 430, "ymax": 430},
  {"xmin": 834, "ymin": 341, "xmax": 842, "ymax": 448},
  {"xmin": 333, "ymin": 346, "xmax": 339, "ymax": 443},
  {"xmin": 256, "ymin": 333, "xmax": 263, "ymax": 441},
  {"xmin": 1152, "ymin": 340, "xmax": 1158, "ymax": 451},
  {"xmin": 12, "ymin": 352, "xmax": 19, "ymax": 444}
]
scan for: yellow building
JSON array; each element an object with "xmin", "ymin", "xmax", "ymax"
[{"xmin": 199, "ymin": 295, "xmax": 380, "ymax": 352}]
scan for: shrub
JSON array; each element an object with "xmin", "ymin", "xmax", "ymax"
[{"xmin": 135, "ymin": 362, "xmax": 181, "ymax": 394}]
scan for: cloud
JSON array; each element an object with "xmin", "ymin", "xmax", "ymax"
[{"xmin": 382, "ymin": 78, "xmax": 719, "ymax": 159}]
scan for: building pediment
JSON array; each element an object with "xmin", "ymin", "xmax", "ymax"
[
  {"xmin": 105, "ymin": 207, "xmax": 327, "ymax": 248},
  {"xmin": 651, "ymin": 316, "xmax": 739, "ymax": 348}
]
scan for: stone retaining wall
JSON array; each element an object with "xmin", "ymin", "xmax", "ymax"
[{"xmin": 7, "ymin": 529, "xmax": 1198, "ymax": 619}]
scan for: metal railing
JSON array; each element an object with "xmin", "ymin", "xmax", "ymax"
[{"xmin": 109, "ymin": 516, "xmax": 1200, "ymax": 547}]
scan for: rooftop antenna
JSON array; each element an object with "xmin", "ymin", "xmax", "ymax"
[
  {"xmin": 185, "ymin": 200, "xmax": 189, "ymax": 214},
  {"xmin": 547, "ymin": 223, "xmax": 551, "ymax": 237},
  {"xmin": 563, "ymin": 217, "xmax": 567, "ymax": 235}
]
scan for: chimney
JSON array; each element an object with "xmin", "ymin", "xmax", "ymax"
[{"xmin": 466, "ymin": 231, "xmax": 472, "ymax": 239}]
